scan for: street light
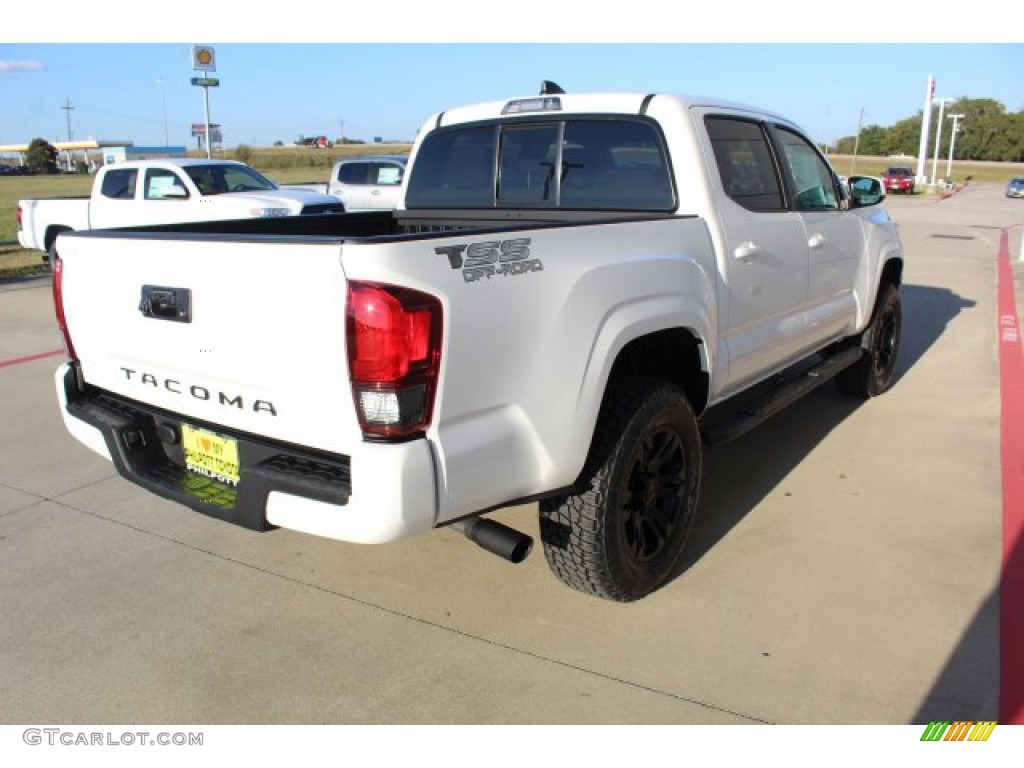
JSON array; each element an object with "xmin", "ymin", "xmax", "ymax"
[
  {"xmin": 849, "ymin": 106, "xmax": 865, "ymax": 176},
  {"xmin": 930, "ymin": 98, "xmax": 952, "ymax": 185},
  {"xmin": 946, "ymin": 114, "xmax": 965, "ymax": 184},
  {"xmin": 157, "ymin": 76, "xmax": 169, "ymax": 146}
]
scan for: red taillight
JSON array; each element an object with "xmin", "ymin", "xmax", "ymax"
[
  {"xmin": 52, "ymin": 255, "xmax": 78, "ymax": 362},
  {"xmin": 16, "ymin": 206, "xmax": 23, "ymax": 231},
  {"xmin": 346, "ymin": 282, "xmax": 442, "ymax": 439}
]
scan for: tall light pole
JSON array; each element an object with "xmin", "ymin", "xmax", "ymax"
[
  {"xmin": 849, "ymin": 106, "xmax": 865, "ymax": 176},
  {"xmin": 930, "ymin": 98, "xmax": 952, "ymax": 185},
  {"xmin": 157, "ymin": 76, "xmax": 169, "ymax": 146},
  {"xmin": 915, "ymin": 74, "xmax": 935, "ymax": 186},
  {"xmin": 946, "ymin": 114, "xmax": 965, "ymax": 183}
]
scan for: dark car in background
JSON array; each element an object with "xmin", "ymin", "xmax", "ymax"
[{"xmin": 1006, "ymin": 177, "xmax": 1024, "ymax": 198}]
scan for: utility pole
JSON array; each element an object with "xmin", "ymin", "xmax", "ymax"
[
  {"xmin": 61, "ymin": 97, "xmax": 74, "ymax": 141},
  {"xmin": 60, "ymin": 97, "xmax": 75, "ymax": 171}
]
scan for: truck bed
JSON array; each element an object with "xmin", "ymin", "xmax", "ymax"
[{"xmin": 72, "ymin": 208, "xmax": 680, "ymax": 244}]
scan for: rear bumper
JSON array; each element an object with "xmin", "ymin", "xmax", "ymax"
[{"xmin": 55, "ymin": 362, "xmax": 437, "ymax": 544}]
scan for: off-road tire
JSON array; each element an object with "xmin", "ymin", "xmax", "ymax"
[
  {"xmin": 539, "ymin": 377, "xmax": 702, "ymax": 602},
  {"xmin": 836, "ymin": 283, "xmax": 902, "ymax": 398}
]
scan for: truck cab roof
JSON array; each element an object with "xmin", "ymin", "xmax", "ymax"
[
  {"xmin": 428, "ymin": 91, "xmax": 791, "ymax": 129},
  {"xmin": 101, "ymin": 157, "xmax": 248, "ymax": 172}
]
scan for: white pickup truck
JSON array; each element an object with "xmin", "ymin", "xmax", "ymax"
[
  {"xmin": 51, "ymin": 87, "xmax": 904, "ymax": 601},
  {"xmin": 17, "ymin": 158, "xmax": 345, "ymax": 260},
  {"xmin": 285, "ymin": 154, "xmax": 408, "ymax": 211}
]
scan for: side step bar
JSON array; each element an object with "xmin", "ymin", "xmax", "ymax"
[{"xmin": 701, "ymin": 346, "xmax": 863, "ymax": 445}]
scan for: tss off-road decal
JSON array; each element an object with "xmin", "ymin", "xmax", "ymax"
[{"xmin": 435, "ymin": 238, "xmax": 544, "ymax": 283}]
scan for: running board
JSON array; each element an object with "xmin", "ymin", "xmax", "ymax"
[{"xmin": 701, "ymin": 346, "xmax": 863, "ymax": 445}]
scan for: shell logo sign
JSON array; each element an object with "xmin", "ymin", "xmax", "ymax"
[{"xmin": 191, "ymin": 46, "xmax": 216, "ymax": 72}]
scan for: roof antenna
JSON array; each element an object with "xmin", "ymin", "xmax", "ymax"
[{"xmin": 540, "ymin": 80, "xmax": 565, "ymax": 95}]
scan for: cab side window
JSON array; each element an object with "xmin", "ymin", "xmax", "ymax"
[
  {"xmin": 773, "ymin": 127, "xmax": 839, "ymax": 211},
  {"xmin": 373, "ymin": 163, "xmax": 404, "ymax": 186},
  {"xmin": 144, "ymin": 168, "xmax": 187, "ymax": 200},
  {"xmin": 705, "ymin": 117, "xmax": 784, "ymax": 212},
  {"xmin": 99, "ymin": 169, "xmax": 138, "ymax": 200}
]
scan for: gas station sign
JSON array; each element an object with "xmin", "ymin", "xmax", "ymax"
[{"xmin": 192, "ymin": 46, "xmax": 216, "ymax": 72}]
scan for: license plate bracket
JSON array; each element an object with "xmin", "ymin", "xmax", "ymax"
[{"xmin": 181, "ymin": 424, "xmax": 240, "ymax": 486}]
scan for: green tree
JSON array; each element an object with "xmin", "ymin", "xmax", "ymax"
[
  {"xmin": 949, "ymin": 98, "xmax": 1013, "ymax": 161},
  {"xmin": 25, "ymin": 138, "xmax": 58, "ymax": 174},
  {"xmin": 833, "ymin": 97, "xmax": 1024, "ymax": 163}
]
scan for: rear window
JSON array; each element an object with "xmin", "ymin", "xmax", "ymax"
[{"xmin": 404, "ymin": 118, "xmax": 675, "ymax": 211}]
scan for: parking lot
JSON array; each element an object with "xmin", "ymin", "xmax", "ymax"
[{"xmin": 1, "ymin": 185, "xmax": 1022, "ymax": 727}]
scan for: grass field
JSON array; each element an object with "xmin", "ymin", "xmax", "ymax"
[{"xmin": 3, "ymin": 148, "xmax": 1023, "ymax": 280}]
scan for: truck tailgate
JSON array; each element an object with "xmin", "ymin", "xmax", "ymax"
[{"xmin": 59, "ymin": 232, "xmax": 359, "ymax": 456}]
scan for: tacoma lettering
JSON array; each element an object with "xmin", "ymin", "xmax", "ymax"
[{"xmin": 119, "ymin": 367, "xmax": 277, "ymax": 416}]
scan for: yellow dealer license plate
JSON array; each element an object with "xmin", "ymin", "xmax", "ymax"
[{"xmin": 182, "ymin": 425, "xmax": 240, "ymax": 486}]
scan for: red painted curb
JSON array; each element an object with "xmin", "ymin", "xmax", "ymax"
[
  {"xmin": 933, "ymin": 183, "xmax": 969, "ymax": 203},
  {"xmin": 997, "ymin": 228, "xmax": 1024, "ymax": 725},
  {"xmin": 0, "ymin": 349, "xmax": 63, "ymax": 369}
]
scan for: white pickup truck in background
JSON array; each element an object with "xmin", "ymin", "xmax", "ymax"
[
  {"xmin": 285, "ymin": 154, "xmax": 408, "ymax": 211},
  {"xmin": 50, "ymin": 86, "xmax": 905, "ymax": 601},
  {"xmin": 17, "ymin": 158, "xmax": 345, "ymax": 260}
]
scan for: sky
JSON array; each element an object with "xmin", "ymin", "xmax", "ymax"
[{"xmin": 1, "ymin": 5, "xmax": 1020, "ymax": 151}]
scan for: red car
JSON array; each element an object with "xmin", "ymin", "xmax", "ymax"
[{"xmin": 882, "ymin": 166, "xmax": 915, "ymax": 194}]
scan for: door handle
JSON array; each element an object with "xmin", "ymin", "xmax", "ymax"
[
  {"xmin": 139, "ymin": 285, "xmax": 191, "ymax": 322},
  {"xmin": 808, "ymin": 234, "xmax": 828, "ymax": 250}
]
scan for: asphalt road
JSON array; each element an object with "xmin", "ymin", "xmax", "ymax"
[{"xmin": 1, "ymin": 186, "xmax": 1022, "ymax": 730}]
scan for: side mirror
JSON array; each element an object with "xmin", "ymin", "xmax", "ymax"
[{"xmin": 848, "ymin": 176, "xmax": 885, "ymax": 208}]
